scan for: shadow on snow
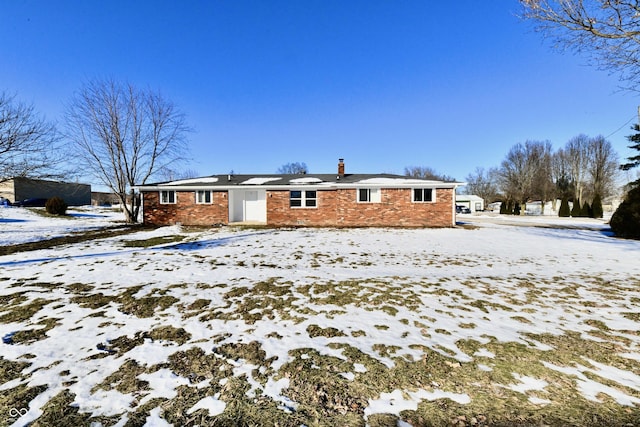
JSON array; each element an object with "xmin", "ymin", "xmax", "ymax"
[{"xmin": 0, "ymin": 230, "xmax": 273, "ymax": 267}]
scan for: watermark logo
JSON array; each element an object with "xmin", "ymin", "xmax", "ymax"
[{"xmin": 8, "ymin": 407, "xmax": 28, "ymax": 421}]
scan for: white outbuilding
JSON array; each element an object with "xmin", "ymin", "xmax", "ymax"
[{"xmin": 455, "ymin": 194, "xmax": 484, "ymax": 213}]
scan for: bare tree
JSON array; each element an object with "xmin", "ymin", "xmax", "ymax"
[
  {"xmin": 65, "ymin": 79, "xmax": 190, "ymax": 223},
  {"xmin": 551, "ymin": 148, "xmax": 572, "ymax": 209},
  {"xmin": 463, "ymin": 167, "xmax": 500, "ymax": 207},
  {"xmin": 404, "ymin": 166, "xmax": 456, "ymax": 182},
  {"xmin": 520, "ymin": 0, "xmax": 640, "ymax": 90},
  {"xmin": 587, "ymin": 135, "xmax": 619, "ymax": 199},
  {"xmin": 158, "ymin": 167, "xmax": 200, "ymax": 182},
  {"xmin": 564, "ymin": 134, "xmax": 591, "ymax": 207},
  {"xmin": 498, "ymin": 141, "xmax": 551, "ymax": 214},
  {"xmin": 0, "ymin": 91, "xmax": 64, "ymax": 182},
  {"xmin": 277, "ymin": 162, "xmax": 308, "ymax": 174},
  {"xmin": 532, "ymin": 141, "xmax": 554, "ymax": 214}
]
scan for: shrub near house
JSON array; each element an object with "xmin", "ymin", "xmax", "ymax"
[
  {"xmin": 610, "ymin": 186, "xmax": 640, "ymax": 239},
  {"xmin": 45, "ymin": 197, "xmax": 68, "ymax": 216}
]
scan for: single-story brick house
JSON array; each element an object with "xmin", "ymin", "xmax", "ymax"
[{"xmin": 135, "ymin": 160, "xmax": 462, "ymax": 227}]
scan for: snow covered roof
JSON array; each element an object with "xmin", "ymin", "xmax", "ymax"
[
  {"xmin": 137, "ymin": 173, "xmax": 462, "ymax": 190},
  {"xmin": 455, "ymin": 194, "xmax": 484, "ymax": 201},
  {"xmin": 164, "ymin": 177, "xmax": 220, "ymax": 186},
  {"xmin": 240, "ymin": 177, "xmax": 282, "ymax": 185}
]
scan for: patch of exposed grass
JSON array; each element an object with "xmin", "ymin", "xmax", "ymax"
[
  {"xmin": 148, "ymin": 326, "xmax": 191, "ymax": 345},
  {"xmin": 281, "ymin": 348, "xmax": 374, "ymax": 425},
  {"xmin": 306, "ymin": 324, "xmax": 347, "ymax": 338},
  {"xmin": 118, "ymin": 287, "xmax": 180, "ymax": 318},
  {"xmin": 0, "ymin": 298, "xmax": 51, "ymax": 323},
  {"xmin": 186, "ymin": 298, "xmax": 211, "ymax": 311},
  {"xmin": 30, "ymin": 389, "xmax": 121, "ymax": 427},
  {"xmin": 621, "ymin": 312, "xmax": 640, "ymax": 321},
  {"xmin": 167, "ymin": 346, "xmax": 228, "ymax": 384},
  {"xmin": 469, "ymin": 299, "xmax": 514, "ymax": 313},
  {"xmin": 92, "ymin": 359, "xmax": 150, "ymax": 394},
  {"xmin": 92, "ymin": 326, "xmax": 191, "ymax": 360},
  {"xmin": 0, "ymin": 225, "xmax": 144, "ymax": 256},
  {"xmin": 121, "ymin": 234, "xmax": 186, "ymax": 247},
  {"xmin": 215, "ymin": 340, "xmax": 270, "ymax": 366},
  {"xmin": 9, "ymin": 318, "xmax": 60, "ymax": 344},
  {"xmin": 0, "ymin": 383, "xmax": 48, "ymax": 425},
  {"xmin": 70, "ymin": 292, "xmax": 112, "ymax": 309},
  {"xmin": 0, "ymin": 357, "xmax": 31, "ymax": 386},
  {"xmin": 219, "ymin": 279, "xmax": 305, "ymax": 324}
]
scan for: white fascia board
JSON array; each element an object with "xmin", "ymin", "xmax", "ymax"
[
  {"xmin": 135, "ymin": 181, "xmax": 462, "ymax": 192},
  {"xmin": 134, "ymin": 185, "xmax": 220, "ymax": 191}
]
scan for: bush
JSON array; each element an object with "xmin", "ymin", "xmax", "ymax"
[
  {"xmin": 45, "ymin": 196, "xmax": 68, "ymax": 216},
  {"xmin": 610, "ymin": 187, "xmax": 640, "ymax": 239},
  {"xmin": 581, "ymin": 201, "xmax": 592, "ymax": 218},
  {"xmin": 591, "ymin": 194, "xmax": 603, "ymax": 219},
  {"xmin": 559, "ymin": 197, "xmax": 571, "ymax": 217},
  {"xmin": 570, "ymin": 200, "xmax": 582, "ymax": 217},
  {"xmin": 500, "ymin": 200, "xmax": 513, "ymax": 215},
  {"xmin": 513, "ymin": 202, "xmax": 521, "ymax": 215}
]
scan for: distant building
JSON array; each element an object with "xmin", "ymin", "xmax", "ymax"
[
  {"xmin": 455, "ymin": 194, "xmax": 484, "ymax": 213},
  {"xmin": 91, "ymin": 191, "xmax": 122, "ymax": 206},
  {"xmin": 0, "ymin": 177, "xmax": 91, "ymax": 206}
]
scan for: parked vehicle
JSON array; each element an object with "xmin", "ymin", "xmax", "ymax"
[
  {"xmin": 456, "ymin": 205, "xmax": 471, "ymax": 214},
  {"xmin": 14, "ymin": 198, "xmax": 48, "ymax": 207}
]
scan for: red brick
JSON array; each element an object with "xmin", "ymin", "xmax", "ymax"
[{"xmin": 142, "ymin": 187, "xmax": 454, "ymax": 227}]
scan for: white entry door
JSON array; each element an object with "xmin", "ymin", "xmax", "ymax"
[
  {"xmin": 230, "ymin": 190, "xmax": 266, "ymax": 222},
  {"xmin": 244, "ymin": 190, "xmax": 261, "ymax": 222}
]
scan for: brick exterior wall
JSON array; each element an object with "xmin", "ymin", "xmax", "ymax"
[
  {"xmin": 142, "ymin": 187, "xmax": 454, "ymax": 227},
  {"xmin": 142, "ymin": 191, "xmax": 229, "ymax": 226},
  {"xmin": 267, "ymin": 190, "xmax": 338, "ymax": 226},
  {"xmin": 267, "ymin": 188, "xmax": 454, "ymax": 227}
]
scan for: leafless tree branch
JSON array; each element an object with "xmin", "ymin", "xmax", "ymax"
[
  {"xmin": 520, "ymin": 0, "xmax": 640, "ymax": 89},
  {"xmin": 65, "ymin": 79, "xmax": 190, "ymax": 223}
]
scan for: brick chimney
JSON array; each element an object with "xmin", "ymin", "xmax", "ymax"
[{"xmin": 338, "ymin": 158, "xmax": 345, "ymax": 176}]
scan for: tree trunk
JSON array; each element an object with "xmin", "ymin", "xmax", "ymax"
[{"xmin": 127, "ymin": 189, "xmax": 139, "ymax": 224}]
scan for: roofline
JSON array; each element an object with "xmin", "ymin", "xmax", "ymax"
[{"xmin": 134, "ymin": 182, "xmax": 462, "ymax": 191}]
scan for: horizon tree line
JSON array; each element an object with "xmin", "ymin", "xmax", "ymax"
[
  {"xmin": 0, "ymin": 82, "xmax": 631, "ymax": 224},
  {"xmin": 464, "ymin": 135, "xmax": 620, "ymax": 217}
]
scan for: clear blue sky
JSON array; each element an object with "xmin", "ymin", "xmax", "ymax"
[{"xmin": 1, "ymin": 1, "xmax": 638, "ymax": 185}]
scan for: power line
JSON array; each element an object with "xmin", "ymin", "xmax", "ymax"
[{"xmin": 605, "ymin": 115, "xmax": 636, "ymax": 139}]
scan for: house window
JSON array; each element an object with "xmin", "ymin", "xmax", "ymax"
[
  {"xmin": 196, "ymin": 190, "xmax": 212, "ymax": 204},
  {"xmin": 160, "ymin": 190, "xmax": 176, "ymax": 204},
  {"xmin": 358, "ymin": 188, "xmax": 381, "ymax": 203},
  {"xmin": 413, "ymin": 188, "xmax": 434, "ymax": 203},
  {"xmin": 290, "ymin": 190, "xmax": 317, "ymax": 208}
]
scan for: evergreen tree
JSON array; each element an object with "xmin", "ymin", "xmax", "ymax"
[
  {"xmin": 559, "ymin": 197, "xmax": 571, "ymax": 217},
  {"xmin": 499, "ymin": 201, "xmax": 506, "ymax": 214},
  {"xmin": 610, "ymin": 186, "xmax": 640, "ymax": 239},
  {"xmin": 610, "ymin": 124, "xmax": 640, "ymax": 237},
  {"xmin": 513, "ymin": 202, "xmax": 521, "ymax": 216},
  {"xmin": 621, "ymin": 124, "xmax": 640, "ymax": 187},
  {"xmin": 570, "ymin": 200, "xmax": 582, "ymax": 217},
  {"xmin": 581, "ymin": 201, "xmax": 592, "ymax": 218},
  {"xmin": 592, "ymin": 194, "xmax": 603, "ymax": 219}
]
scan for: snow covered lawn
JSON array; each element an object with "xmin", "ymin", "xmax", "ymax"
[{"xmin": 1, "ymin": 208, "xmax": 639, "ymax": 426}]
